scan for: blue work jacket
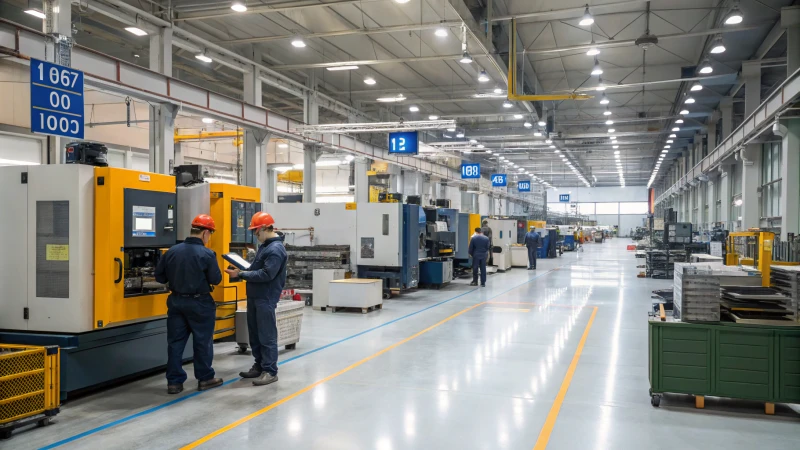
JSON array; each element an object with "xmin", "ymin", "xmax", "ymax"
[
  {"xmin": 155, "ymin": 237, "xmax": 222, "ymax": 296},
  {"xmin": 239, "ymin": 236, "xmax": 288, "ymax": 301},
  {"xmin": 469, "ymin": 234, "xmax": 491, "ymax": 260},
  {"xmin": 524, "ymin": 231, "xmax": 541, "ymax": 249}
]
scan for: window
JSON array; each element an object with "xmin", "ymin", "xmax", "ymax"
[
  {"xmin": 595, "ymin": 202, "xmax": 619, "ymax": 215},
  {"xmin": 761, "ymin": 142, "xmax": 781, "ymax": 218},
  {"xmin": 577, "ymin": 203, "xmax": 595, "ymax": 215},
  {"xmin": 619, "ymin": 202, "xmax": 648, "ymax": 214}
]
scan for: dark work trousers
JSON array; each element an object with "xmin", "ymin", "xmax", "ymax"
[
  {"xmin": 472, "ymin": 256, "xmax": 487, "ymax": 285},
  {"xmin": 166, "ymin": 294, "xmax": 216, "ymax": 385},
  {"xmin": 247, "ymin": 297, "xmax": 279, "ymax": 376},
  {"xmin": 527, "ymin": 246, "xmax": 537, "ymax": 269}
]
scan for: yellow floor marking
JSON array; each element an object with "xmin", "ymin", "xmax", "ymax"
[
  {"xmin": 180, "ymin": 301, "xmax": 487, "ymax": 449},
  {"xmin": 532, "ymin": 306, "xmax": 598, "ymax": 450}
]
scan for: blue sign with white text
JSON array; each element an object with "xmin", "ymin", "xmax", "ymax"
[
  {"xmin": 491, "ymin": 174, "xmax": 507, "ymax": 187},
  {"xmin": 30, "ymin": 58, "xmax": 84, "ymax": 140},
  {"xmin": 461, "ymin": 163, "xmax": 480, "ymax": 179},
  {"xmin": 559, "ymin": 194, "xmax": 570, "ymax": 202},
  {"xmin": 518, "ymin": 180, "xmax": 531, "ymax": 192},
  {"xmin": 388, "ymin": 131, "xmax": 419, "ymax": 154}
]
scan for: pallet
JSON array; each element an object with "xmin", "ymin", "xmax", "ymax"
[
  {"xmin": 650, "ymin": 391, "xmax": 779, "ymax": 415},
  {"xmin": 328, "ymin": 304, "xmax": 383, "ymax": 314}
]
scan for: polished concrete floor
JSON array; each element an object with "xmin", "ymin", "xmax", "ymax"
[{"xmin": 12, "ymin": 240, "xmax": 800, "ymax": 449}]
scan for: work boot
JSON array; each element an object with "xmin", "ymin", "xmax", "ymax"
[
  {"xmin": 198, "ymin": 378, "xmax": 223, "ymax": 391},
  {"xmin": 469, "ymin": 281, "xmax": 478, "ymax": 286},
  {"xmin": 239, "ymin": 364, "xmax": 262, "ymax": 378},
  {"xmin": 481, "ymin": 284, "xmax": 486, "ymax": 287},
  {"xmin": 253, "ymin": 372, "xmax": 278, "ymax": 387},
  {"xmin": 167, "ymin": 384, "xmax": 183, "ymax": 395}
]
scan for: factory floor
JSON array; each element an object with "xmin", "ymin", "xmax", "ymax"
[{"xmin": 15, "ymin": 240, "xmax": 800, "ymax": 450}]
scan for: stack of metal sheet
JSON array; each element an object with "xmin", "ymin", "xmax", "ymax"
[
  {"xmin": 720, "ymin": 286, "xmax": 794, "ymax": 323},
  {"xmin": 646, "ymin": 250, "xmax": 686, "ymax": 279},
  {"xmin": 673, "ymin": 263, "xmax": 721, "ymax": 322},
  {"xmin": 285, "ymin": 245, "xmax": 351, "ymax": 290},
  {"xmin": 769, "ymin": 266, "xmax": 800, "ymax": 322}
]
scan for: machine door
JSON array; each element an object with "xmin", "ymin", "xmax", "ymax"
[
  {"xmin": 232, "ymin": 201, "xmax": 262, "ymax": 246},
  {"xmin": 0, "ymin": 166, "xmax": 29, "ymax": 330}
]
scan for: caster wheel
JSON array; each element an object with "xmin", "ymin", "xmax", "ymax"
[
  {"xmin": 38, "ymin": 418, "xmax": 51, "ymax": 427},
  {"xmin": 651, "ymin": 395, "xmax": 661, "ymax": 407},
  {"xmin": 237, "ymin": 344, "xmax": 248, "ymax": 354},
  {"xmin": 285, "ymin": 343, "xmax": 296, "ymax": 350},
  {"xmin": 383, "ymin": 292, "xmax": 391, "ymax": 300},
  {"xmin": 0, "ymin": 430, "xmax": 12, "ymax": 439}
]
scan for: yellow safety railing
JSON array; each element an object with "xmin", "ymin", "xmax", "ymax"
[{"xmin": 0, "ymin": 344, "xmax": 60, "ymax": 425}]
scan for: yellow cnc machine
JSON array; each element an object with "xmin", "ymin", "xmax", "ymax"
[
  {"xmin": 94, "ymin": 167, "xmax": 178, "ymax": 328},
  {"xmin": 208, "ymin": 183, "xmax": 262, "ymax": 339}
]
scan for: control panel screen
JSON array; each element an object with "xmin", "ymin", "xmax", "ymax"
[{"xmin": 132, "ymin": 205, "xmax": 156, "ymax": 237}]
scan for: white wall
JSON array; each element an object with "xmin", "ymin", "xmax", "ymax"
[{"xmin": 545, "ymin": 186, "xmax": 648, "ymax": 202}]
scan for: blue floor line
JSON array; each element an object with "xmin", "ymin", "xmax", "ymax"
[{"xmin": 38, "ymin": 266, "xmax": 562, "ymax": 449}]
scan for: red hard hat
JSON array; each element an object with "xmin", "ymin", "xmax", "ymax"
[
  {"xmin": 191, "ymin": 214, "xmax": 216, "ymax": 232},
  {"xmin": 248, "ymin": 211, "xmax": 275, "ymax": 230}
]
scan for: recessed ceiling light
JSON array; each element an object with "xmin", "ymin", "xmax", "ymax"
[
  {"xmin": 125, "ymin": 27, "xmax": 148, "ymax": 36},
  {"xmin": 363, "ymin": 76, "xmax": 376, "ymax": 85}
]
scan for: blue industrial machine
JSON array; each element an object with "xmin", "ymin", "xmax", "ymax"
[
  {"xmin": 563, "ymin": 234, "xmax": 576, "ymax": 251},
  {"xmin": 418, "ymin": 207, "xmax": 456, "ymax": 288},
  {"xmin": 536, "ymin": 228, "xmax": 559, "ymax": 259}
]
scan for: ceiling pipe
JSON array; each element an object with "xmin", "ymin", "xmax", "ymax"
[
  {"xmin": 271, "ymin": 54, "xmax": 480, "ymax": 71},
  {"xmin": 174, "ymin": 0, "xmax": 375, "ymax": 22}
]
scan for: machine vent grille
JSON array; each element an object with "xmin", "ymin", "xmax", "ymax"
[{"xmin": 36, "ymin": 201, "xmax": 70, "ymax": 298}]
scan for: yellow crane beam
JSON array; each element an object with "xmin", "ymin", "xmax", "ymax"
[
  {"xmin": 507, "ymin": 19, "xmax": 592, "ymax": 102},
  {"xmin": 173, "ymin": 130, "xmax": 243, "ymax": 143}
]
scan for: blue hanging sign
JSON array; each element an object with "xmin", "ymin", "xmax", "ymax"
[
  {"xmin": 559, "ymin": 194, "xmax": 570, "ymax": 202},
  {"xmin": 30, "ymin": 58, "xmax": 84, "ymax": 139},
  {"xmin": 518, "ymin": 180, "xmax": 531, "ymax": 192},
  {"xmin": 461, "ymin": 163, "xmax": 480, "ymax": 179},
  {"xmin": 491, "ymin": 174, "xmax": 507, "ymax": 187}
]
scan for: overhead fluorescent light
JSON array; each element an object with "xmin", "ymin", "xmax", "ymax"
[
  {"xmin": 202, "ymin": 118, "xmax": 214, "ymax": 124},
  {"xmin": 429, "ymin": 115, "xmax": 440, "ymax": 120},
  {"xmin": 231, "ymin": 0, "xmax": 247, "ymax": 12},
  {"xmin": 24, "ymin": 9, "xmax": 46, "ymax": 19},
  {"xmin": 125, "ymin": 27, "xmax": 148, "ymax": 36},
  {"xmin": 278, "ymin": 143, "xmax": 289, "ymax": 149},
  {"xmin": 435, "ymin": 27, "xmax": 448, "ymax": 37},
  {"xmin": 291, "ymin": 37, "xmax": 306, "ymax": 48},
  {"xmin": 377, "ymin": 95, "xmax": 406, "ymax": 102},
  {"xmin": 195, "ymin": 53, "xmax": 212, "ymax": 63},
  {"xmin": 363, "ymin": 76, "xmax": 376, "ymax": 85},
  {"xmin": 327, "ymin": 65, "xmax": 359, "ymax": 71}
]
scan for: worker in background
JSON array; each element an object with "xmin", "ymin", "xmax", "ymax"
[
  {"xmin": 225, "ymin": 212, "xmax": 287, "ymax": 387},
  {"xmin": 155, "ymin": 214, "xmax": 223, "ymax": 395},
  {"xmin": 469, "ymin": 227, "xmax": 490, "ymax": 287},
  {"xmin": 524, "ymin": 225, "xmax": 541, "ymax": 270},
  {"xmin": 481, "ymin": 219, "xmax": 494, "ymax": 266}
]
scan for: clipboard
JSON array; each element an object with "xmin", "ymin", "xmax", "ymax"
[{"xmin": 222, "ymin": 253, "xmax": 251, "ymax": 270}]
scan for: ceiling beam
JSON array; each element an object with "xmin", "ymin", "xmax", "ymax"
[
  {"xmin": 173, "ymin": 0, "xmax": 375, "ymax": 22},
  {"xmin": 216, "ymin": 21, "xmax": 463, "ymax": 45},
  {"xmin": 271, "ymin": 54, "xmax": 485, "ymax": 70}
]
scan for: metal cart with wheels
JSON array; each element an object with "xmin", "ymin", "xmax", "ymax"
[{"xmin": 235, "ymin": 301, "xmax": 305, "ymax": 354}]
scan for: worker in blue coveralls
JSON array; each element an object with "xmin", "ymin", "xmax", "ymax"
[
  {"xmin": 469, "ymin": 227, "xmax": 491, "ymax": 287},
  {"xmin": 524, "ymin": 225, "xmax": 541, "ymax": 270},
  {"xmin": 155, "ymin": 214, "xmax": 223, "ymax": 395},
  {"xmin": 225, "ymin": 211, "xmax": 288, "ymax": 387}
]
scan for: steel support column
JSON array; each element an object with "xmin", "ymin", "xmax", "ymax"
[
  {"xmin": 149, "ymin": 27, "xmax": 172, "ymax": 76},
  {"xmin": 780, "ymin": 119, "xmax": 800, "ymax": 240},
  {"xmin": 149, "ymin": 104, "xmax": 178, "ymax": 174}
]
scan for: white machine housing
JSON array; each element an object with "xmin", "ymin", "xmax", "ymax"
[
  {"xmin": 265, "ymin": 203, "xmax": 358, "ymax": 271},
  {"xmin": 485, "ymin": 218, "xmax": 516, "ymax": 270},
  {"xmin": 355, "ymin": 203, "xmax": 402, "ymax": 267},
  {"xmin": 0, "ymin": 164, "xmax": 95, "ymax": 332}
]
